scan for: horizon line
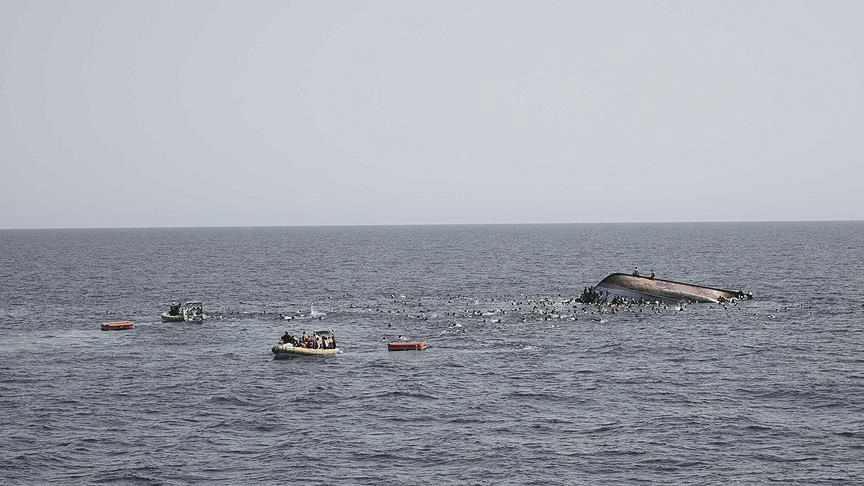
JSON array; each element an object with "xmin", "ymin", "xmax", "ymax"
[{"xmin": 2, "ymin": 218, "xmax": 862, "ymax": 231}]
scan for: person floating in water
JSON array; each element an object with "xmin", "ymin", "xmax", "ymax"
[
  {"xmin": 650, "ymin": 270, "xmax": 655, "ymax": 279},
  {"xmin": 632, "ymin": 267, "xmax": 640, "ymax": 277}
]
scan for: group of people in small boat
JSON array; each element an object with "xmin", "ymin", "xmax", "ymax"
[
  {"xmin": 279, "ymin": 331, "xmax": 336, "ymax": 349},
  {"xmin": 166, "ymin": 302, "xmax": 204, "ymax": 317}
]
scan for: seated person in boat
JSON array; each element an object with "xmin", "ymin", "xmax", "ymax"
[
  {"xmin": 295, "ymin": 332, "xmax": 317, "ymax": 349},
  {"xmin": 315, "ymin": 334, "xmax": 334, "ymax": 349},
  {"xmin": 292, "ymin": 331, "xmax": 336, "ymax": 349},
  {"xmin": 280, "ymin": 332, "xmax": 297, "ymax": 346}
]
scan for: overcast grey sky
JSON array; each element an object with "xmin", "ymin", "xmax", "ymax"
[{"xmin": 1, "ymin": 1, "xmax": 862, "ymax": 229}]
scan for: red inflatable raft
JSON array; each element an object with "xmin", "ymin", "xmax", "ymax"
[
  {"xmin": 388, "ymin": 341, "xmax": 426, "ymax": 351},
  {"xmin": 101, "ymin": 321, "xmax": 134, "ymax": 331}
]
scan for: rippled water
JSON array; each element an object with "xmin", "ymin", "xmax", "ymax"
[{"xmin": 1, "ymin": 222, "xmax": 862, "ymax": 484}]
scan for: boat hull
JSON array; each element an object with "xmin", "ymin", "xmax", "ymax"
[
  {"xmin": 388, "ymin": 342, "xmax": 426, "ymax": 351},
  {"xmin": 272, "ymin": 344, "xmax": 341, "ymax": 359},
  {"xmin": 594, "ymin": 273, "xmax": 749, "ymax": 304},
  {"xmin": 160, "ymin": 312, "xmax": 206, "ymax": 322}
]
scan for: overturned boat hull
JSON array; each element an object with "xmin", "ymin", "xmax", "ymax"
[{"xmin": 594, "ymin": 273, "xmax": 750, "ymax": 304}]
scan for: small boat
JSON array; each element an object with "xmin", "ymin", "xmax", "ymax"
[
  {"xmin": 388, "ymin": 341, "xmax": 426, "ymax": 351},
  {"xmin": 161, "ymin": 301, "xmax": 208, "ymax": 322},
  {"xmin": 101, "ymin": 321, "xmax": 134, "ymax": 331},
  {"xmin": 272, "ymin": 330, "xmax": 340, "ymax": 359},
  {"xmin": 588, "ymin": 272, "xmax": 752, "ymax": 304}
]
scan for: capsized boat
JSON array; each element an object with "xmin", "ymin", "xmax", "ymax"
[
  {"xmin": 388, "ymin": 341, "xmax": 426, "ymax": 351},
  {"xmin": 161, "ymin": 301, "xmax": 208, "ymax": 322},
  {"xmin": 586, "ymin": 272, "xmax": 752, "ymax": 304},
  {"xmin": 101, "ymin": 321, "xmax": 134, "ymax": 331},
  {"xmin": 272, "ymin": 329, "xmax": 340, "ymax": 359}
]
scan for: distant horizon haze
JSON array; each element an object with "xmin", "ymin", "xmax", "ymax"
[
  {"xmin": 2, "ymin": 1, "xmax": 862, "ymax": 229},
  {"xmin": 2, "ymin": 218, "xmax": 863, "ymax": 232}
]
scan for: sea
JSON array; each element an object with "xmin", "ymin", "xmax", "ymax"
[{"xmin": 1, "ymin": 222, "xmax": 862, "ymax": 485}]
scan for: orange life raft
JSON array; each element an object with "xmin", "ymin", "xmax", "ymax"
[
  {"xmin": 101, "ymin": 321, "xmax": 134, "ymax": 331},
  {"xmin": 388, "ymin": 342, "xmax": 426, "ymax": 351}
]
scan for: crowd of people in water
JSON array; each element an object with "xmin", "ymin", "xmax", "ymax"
[{"xmin": 278, "ymin": 331, "xmax": 337, "ymax": 349}]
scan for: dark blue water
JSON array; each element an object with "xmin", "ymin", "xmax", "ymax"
[{"xmin": 1, "ymin": 222, "xmax": 862, "ymax": 484}]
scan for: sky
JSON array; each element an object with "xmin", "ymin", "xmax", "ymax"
[{"xmin": 1, "ymin": 0, "xmax": 862, "ymax": 229}]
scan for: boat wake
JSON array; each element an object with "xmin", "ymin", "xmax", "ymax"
[{"xmin": 310, "ymin": 302, "xmax": 326, "ymax": 319}]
